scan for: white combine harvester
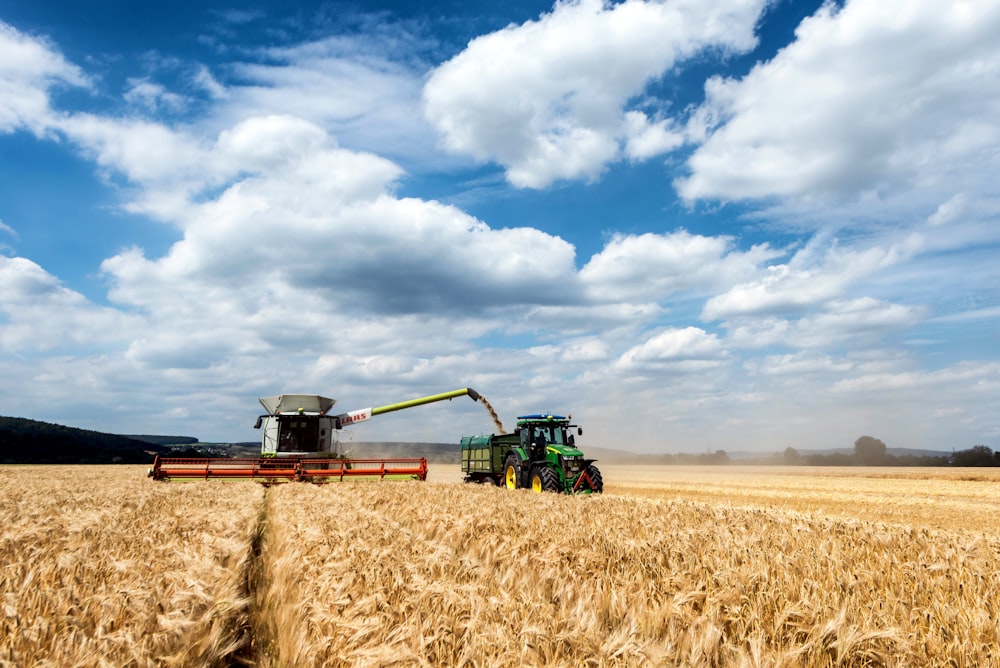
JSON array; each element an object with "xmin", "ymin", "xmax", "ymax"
[{"xmin": 148, "ymin": 388, "xmax": 485, "ymax": 483}]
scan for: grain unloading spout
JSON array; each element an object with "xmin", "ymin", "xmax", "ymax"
[{"xmin": 333, "ymin": 387, "xmax": 482, "ymax": 428}]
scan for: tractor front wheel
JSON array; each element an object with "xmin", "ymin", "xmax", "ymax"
[
  {"xmin": 504, "ymin": 456, "xmax": 521, "ymax": 490},
  {"xmin": 584, "ymin": 464, "xmax": 604, "ymax": 493},
  {"xmin": 530, "ymin": 466, "xmax": 561, "ymax": 493}
]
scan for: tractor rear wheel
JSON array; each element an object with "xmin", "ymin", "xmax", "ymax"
[
  {"xmin": 504, "ymin": 455, "xmax": 521, "ymax": 490},
  {"xmin": 584, "ymin": 464, "xmax": 604, "ymax": 493},
  {"xmin": 530, "ymin": 466, "xmax": 561, "ymax": 493}
]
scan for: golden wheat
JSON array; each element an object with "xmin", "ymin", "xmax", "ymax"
[
  {"xmin": 0, "ymin": 466, "xmax": 263, "ymax": 667},
  {"xmin": 254, "ymin": 479, "xmax": 1000, "ymax": 667},
  {"xmin": 593, "ymin": 464, "xmax": 1000, "ymax": 534},
  {"xmin": 3, "ymin": 464, "xmax": 1000, "ymax": 667}
]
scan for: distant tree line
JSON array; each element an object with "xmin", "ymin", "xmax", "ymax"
[
  {"xmin": 630, "ymin": 437, "xmax": 999, "ymax": 467},
  {"xmin": 777, "ymin": 436, "xmax": 999, "ymax": 467}
]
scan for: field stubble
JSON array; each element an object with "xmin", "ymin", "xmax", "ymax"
[{"xmin": 3, "ymin": 465, "xmax": 1000, "ymax": 666}]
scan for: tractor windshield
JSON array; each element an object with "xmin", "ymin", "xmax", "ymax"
[{"xmin": 531, "ymin": 425, "xmax": 566, "ymax": 445}]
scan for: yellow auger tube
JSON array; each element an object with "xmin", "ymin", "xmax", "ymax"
[{"xmin": 370, "ymin": 388, "xmax": 480, "ymax": 416}]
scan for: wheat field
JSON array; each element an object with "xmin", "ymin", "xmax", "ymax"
[{"xmin": 3, "ymin": 464, "xmax": 999, "ymax": 666}]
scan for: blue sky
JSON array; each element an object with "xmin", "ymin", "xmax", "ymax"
[{"xmin": 1, "ymin": 0, "xmax": 998, "ymax": 453}]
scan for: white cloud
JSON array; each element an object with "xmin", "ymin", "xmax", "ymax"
[
  {"xmin": 0, "ymin": 217, "xmax": 16, "ymax": 238},
  {"xmin": 581, "ymin": 229, "xmax": 779, "ymax": 303},
  {"xmin": 926, "ymin": 193, "xmax": 968, "ymax": 227},
  {"xmin": 931, "ymin": 306, "xmax": 1000, "ymax": 324},
  {"xmin": 702, "ymin": 231, "xmax": 925, "ymax": 320},
  {"xmin": 559, "ymin": 338, "xmax": 609, "ymax": 363},
  {"xmin": 617, "ymin": 326, "xmax": 726, "ymax": 369},
  {"xmin": 55, "ymin": 113, "xmax": 212, "ymax": 192},
  {"xmin": 622, "ymin": 111, "xmax": 685, "ymax": 161},
  {"xmin": 677, "ymin": 0, "xmax": 1000, "ymax": 203},
  {"xmin": 210, "ymin": 33, "xmax": 435, "ymax": 162},
  {"xmin": 724, "ymin": 297, "xmax": 924, "ymax": 350},
  {"xmin": 744, "ymin": 351, "xmax": 854, "ymax": 377},
  {"xmin": 123, "ymin": 78, "xmax": 188, "ymax": 113},
  {"xmin": 92, "ymin": 115, "xmax": 581, "ymax": 367},
  {"xmin": 424, "ymin": 0, "xmax": 767, "ymax": 188},
  {"xmin": 832, "ymin": 361, "xmax": 1000, "ymax": 396},
  {"xmin": 0, "ymin": 21, "xmax": 88, "ymax": 134},
  {"xmin": 192, "ymin": 65, "xmax": 227, "ymax": 100},
  {"xmin": 0, "ymin": 256, "xmax": 140, "ymax": 352},
  {"xmin": 509, "ymin": 302, "xmax": 664, "ymax": 337}
]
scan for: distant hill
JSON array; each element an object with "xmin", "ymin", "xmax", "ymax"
[{"xmin": 0, "ymin": 416, "xmax": 178, "ymax": 464}]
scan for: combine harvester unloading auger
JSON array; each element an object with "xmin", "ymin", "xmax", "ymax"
[{"xmin": 149, "ymin": 388, "xmax": 495, "ymax": 483}]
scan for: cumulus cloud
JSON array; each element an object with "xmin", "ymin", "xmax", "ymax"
[
  {"xmin": 94, "ymin": 113, "xmax": 581, "ymax": 363},
  {"xmin": 0, "ymin": 256, "xmax": 140, "ymax": 352},
  {"xmin": 0, "ymin": 21, "xmax": 88, "ymax": 134},
  {"xmin": 616, "ymin": 326, "xmax": 727, "ymax": 374},
  {"xmin": 424, "ymin": 0, "xmax": 767, "ymax": 188},
  {"xmin": 56, "ymin": 113, "xmax": 212, "ymax": 193},
  {"xmin": 622, "ymin": 110, "xmax": 685, "ymax": 161},
  {"xmin": 677, "ymin": 0, "xmax": 1000, "ymax": 203},
  {"xmin": 701, "ymin": 231, "xmax": 926, "ymax": 320},
  {"xmin": 581, "ymin": 230, "xmax": 779, "ymax": 303}
]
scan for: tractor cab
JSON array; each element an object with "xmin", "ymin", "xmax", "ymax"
[{"xmin": 516, "ymin": 414, "xmax": 582, "ymax": 460}]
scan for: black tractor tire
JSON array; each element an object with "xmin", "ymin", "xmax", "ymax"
[
  {"xmin": 530, "ymin": 466, "xmax": 562, "ymax": 493},
  {"xmin": 584, "ymin": 464, "xmax": 604, "ymax": 494},
  {"xmin": 504, "ymin": 455, "xmax": 522, "ymax": 490}
]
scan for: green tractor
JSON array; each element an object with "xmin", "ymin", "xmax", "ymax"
[{"xmin": 461, "ymin": 414, "xmax": 603, "ymax": 494}]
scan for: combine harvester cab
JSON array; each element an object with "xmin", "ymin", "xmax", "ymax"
[
  {"xmin": 149, "ymin": 388, "xmax": 482, "ymax": 483},
  {"xmin": 461, "ymin": 414, "xmax": 603, "ymax": 494}
]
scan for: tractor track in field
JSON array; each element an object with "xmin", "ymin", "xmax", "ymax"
[{"xmin": 221, "ymin": 487, "xmax": 272, "ymax": 668}]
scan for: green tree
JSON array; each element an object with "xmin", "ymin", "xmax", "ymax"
[
  {"xmin": 951, "ymin": 445, "xmax": 995, "ymax": 467},
  {"xmin": 854, "ymin": 435, "xmax": 887, "ymax": 465},
  {"xmin": 783, "ymin": 446, "xmax": 801, "ymax": 465}
]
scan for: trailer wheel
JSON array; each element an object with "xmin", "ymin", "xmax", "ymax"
[
  {"xmin": 504, "ymin": 455, "xmax": 521, "ymax": 490},
  {"xmin": 585, "ymin": 464, "xmax": 604, "ymax": 494},
  {"xmin": 531, "ymin": 466, "xmax": 561, "ymax": 493}
]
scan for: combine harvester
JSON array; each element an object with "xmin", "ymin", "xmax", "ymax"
[{"xmin": 149, "ymin": 388, "xmax": 487, "ymax": 483}]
